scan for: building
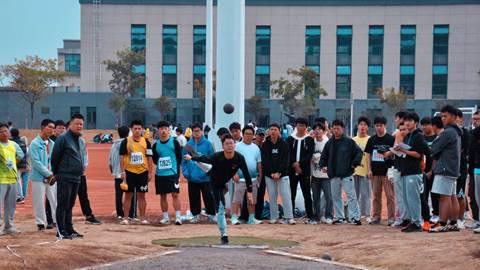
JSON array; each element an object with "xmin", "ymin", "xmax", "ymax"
[{"xmin": 2, "ymin": 0, "xmax": 479, "ymax": 129}]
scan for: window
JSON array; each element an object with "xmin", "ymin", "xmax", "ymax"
[
  {"xmin": 255, "ymin": 26, "xmax": 271, "ymax": 97},
  {"xmin": 336, "ymin": 26, "xmax": 352, "ymax": 99},
  {"xmin": 432, "ymin": 25, "xmax": 449, "ymax": 98},
  {"xmin": 368, "ymin": 26, "xmax": 384, "ymax": 98},
  {"xmin": 166, "ymin": 107, "xmax": 177, "ymax": 124},
  {"xmin": 400, "ymin": 25, "xmax": 416, "ymax": 96},
  {"xmin": 163, "ymin": 25, "xmax": 177, "ymax": 98},
  {"xmin": 70, "ymin": 107, "xmax": 80, "ymax": 117},
  {"xmin": 41, "ymin": 107, "xmax": 50, "ymax": 115},
  {"xmin": 131, "ymin": 24, "xmax": 146, "ymax": 98},
  {"xmin": 192, "ymin": 108, "xmax": 202, "ymax": 123},
  {"xmin": 305, "ymin": 26, "xmax": 320, "ymax": 66},
  {"xmin": 86, "ymin": 107, "xmax": 97, "ymax": 129},
  {"xmin": 64, "ymin": 54, "xmax": 80, "ymax": 74},
  {"xmin": 193, "ymin": 26, "xmax": 206, "ymax": 98}
]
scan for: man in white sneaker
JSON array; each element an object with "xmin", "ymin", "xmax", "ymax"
[
  {"xmin": 231, "ymin": 126, "xmax": 263, "ymax": 225},
  {"xmin": 153, "ymin": 121, "xmax": 183, "ymax": 225}
]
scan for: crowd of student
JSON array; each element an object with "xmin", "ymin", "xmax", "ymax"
[{"xmin": 0, "ymin": 104, "xmax": 479, "ymax": 243}]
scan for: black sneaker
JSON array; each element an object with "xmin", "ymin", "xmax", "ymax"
[
  {"xmin": 221, "ymin": 236, "xmax": 229, "ymax": 245},
  {"xmin": 69, "ymin": 230, "xmax": 84, "ymax": 238},
  {"xmin": 85, "ymin": 215, "xmax": 102, "ymax": 225},
  {"xmin": 37, "ymin": 224, "xmax": 45, "ymax": 231},
  {"xmin": 350, "ymin": 219, "xmax": 362, "ymax": 226},
  {"xmin": 56, "ymin": 232, "xmax": 74, "ymax": 240},
  {"xmin": 401, "ymin": 223, "xmax": 422, "ymax": 233},
  {"xmin": 46, "ymin": 223, "xmax": 56, "ymax": 230},
  {"xmin": 400, "ymin": 220, "xmax": 411, "ymax": 227},
  {"xmin": 332, "ymin": 219, "xmax": 345, "ymax": 225}
]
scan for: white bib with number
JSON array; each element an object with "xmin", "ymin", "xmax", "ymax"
[
  {"xmin": 158, "ymin": 156, "xmax": 173, "ymax": 170},
  {"xmin": 372, "ymin": 149, "xmax": 385, "ymax": 162},
  {"xmin": 130, "ymin": 152, "xmax": 144, "ymax": 165}
]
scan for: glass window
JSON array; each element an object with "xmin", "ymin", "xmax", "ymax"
[
  {"xmin": 255, "ymin": 26, "xmax": 271, "ymax": 98},
  {"xmin": 432, "ymin": 74, "xmax": 447, "ymax": 99},
  {"xmin": 70, "ymin": 107, "xmax": 80, "ymax": 117},
  {"xmin": 368, "ymin": 25, "xmax": 384, "ymax": 66},
  {"xmin": 86, "ymin": 107, "xmax": 97, "ymax": 129},
  {"xmin": 255, "ymin": 74, "xmax": 270, "ymax": 98},
  {"xmin": 400, "ymin": 25, "xmax": 416, "ymax": 66},
  {"xmin": 192, "ymin": 107, "xmax": 202, "ymax": 123},
  {"xmin": 163, "ymin": 25, "xmax": 177, "ymax": 65},
  {"xmin": 193, "ymin": 73, "xmax": 205, "ymax": 98},
  {"xmin": 432, "ymin": 25, "xmax": 449, "ymax": 98},
  {"xmin": 368, "ymin": 74, "xmax": 383, "ymax": 99},
  {"xmin": 193, "ymin": 25, "xmax": 206, "ymax": 65},
  {"xmin": 336, "ymin": 74, "xmax": 351, "ymax": 99},
  {"xmin": 162, "ymin": 73, "xmax": 177, "ymax": 98},
  {"xmin": 305, "ymin": 26, "xmax": 320, "ymax": 66},
  {"xmin": 131, "ymin": 24, "xmax": 146, "ymax": 98},
  {"xmin": 400, "ymin": 75, "xmax": 415, "ymax": 96},
  {"xmin": 64, "ymin": 54, "xmax": 80, "ymax": 74}
]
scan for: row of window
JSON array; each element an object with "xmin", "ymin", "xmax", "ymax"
[
  {"xmin": 41, "ymin": 106, "xmax": 97, "ymax": 129},
  {"xmin": 127, "ymin": 24, "xmax": 450, "ymax": 99}
]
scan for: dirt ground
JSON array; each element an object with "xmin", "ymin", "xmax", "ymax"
[{"xmin": 3, "ymin": 144, "xmax": 480, "ymax": 270}]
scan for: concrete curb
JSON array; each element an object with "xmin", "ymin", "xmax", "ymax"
[
  {"xmin": 75, "ymin": 250, "xmax": 181, "ymax": 270},
  {"xmin": 264, "ymin": 250, "xmax": 379, "ymax": 270}
]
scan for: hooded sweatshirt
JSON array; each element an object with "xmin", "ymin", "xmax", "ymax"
[
  {"xmin": 431, "ymin": 124, "xmax": 462, "ymax": 178},
  {"xmin": 286, "ymin": 131, "xmax": 315, "ymax": 175},
  {"xmin": 181, "ymin": 136, "xmax": 214, "ymax": 183},
  {"xmin": 261, "ymin": 136, "xmax": 290, "ymax": 178}
]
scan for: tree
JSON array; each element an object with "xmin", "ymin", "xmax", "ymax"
[
  {"xmin": 376, "ymin": 87, "xmax": 407, "ymax": 117},
  {"xmin": 154, "ymin": 96, "xmax": 173, "ymax": 120},
  {"xmin": 245, "ymin": 95, "xmax": 268, "ymax": 124},
  {"xmin": 1, "ymin": 56, "xmax": 68, "ymax": 128},
  {"xmin": 271, "ymin": 66, "xmax": 327, "ymax": 118},
  {"xmin": 192, "ymin": 70, "xmax": 216, "ymax": 123},
  {"xmin": 103, "ymin": 48, "xmax": 145, "ymax": 125}
]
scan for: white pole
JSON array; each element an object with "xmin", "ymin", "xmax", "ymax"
[
  {"xmin": 350, "ymin": 92, "xmax": 354, "ymax": 137},
  {"xmin": 205, "ymin": 0, "xmax": 213, "ymax": 127}
]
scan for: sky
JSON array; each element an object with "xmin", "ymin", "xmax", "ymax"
[{"xmin": 0, "ymin": 0, "xmax": 80, "ymax": 66}]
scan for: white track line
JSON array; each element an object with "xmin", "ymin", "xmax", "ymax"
[
  {"xmin": 264, "ymin": 250, "xmax": 379, "ymax": 270},
  {"xmin": 75, "ymin": 250, "xmax": 181, "ymax": 270}
]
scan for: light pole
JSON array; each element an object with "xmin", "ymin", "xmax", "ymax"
[
  {"xmin": 205, "ymin": 0, "xmax": 213, "ymax": 128},
  {"xmin": 350, "ymin": 91, "xmax": 354, "ymax": 137}
]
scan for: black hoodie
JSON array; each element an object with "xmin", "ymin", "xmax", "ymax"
[
  {"xmin": 261, "ymin": 136, "xmax": 290, "ymax": 178},
  {"xmin": 286, "ymin": 132, "xmax": 315, "ymax": 175},
  {"xmin": 319, "ymin": 134, "xmax": 363, "ymax": 178}
]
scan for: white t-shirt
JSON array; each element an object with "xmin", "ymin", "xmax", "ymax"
[
  {"xmin": 311, "ymin": 136, "xmax": 329, "ymax": 178},
  {"xmin": 176, "ymin": 134, "xmax": 187, "ymax": 147},
  {"xmin": 235, "ymin": 141, "xmax": 261, "ymax": 182}
]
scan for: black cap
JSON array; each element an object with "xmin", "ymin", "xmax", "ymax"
[{"xmin": 255, "ymin": 128, "xmax": 266, "ymax": 136}]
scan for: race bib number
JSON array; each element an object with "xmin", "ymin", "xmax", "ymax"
[
  {"xmin": 6, "ymin": 158, "xmax": 14, "ymax": 170},
  {"xmin": 130, "ymin": 152, "xmax": 144, "ymax": 165},
  {"xmin": 158, "ymin": 157, "xmax": 172, "ymax": 170},
  {"xmin": 372, "ymin": 149, "xmax": 385, "ymax": 162}
]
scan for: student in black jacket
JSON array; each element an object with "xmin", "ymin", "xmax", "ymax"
[
  {"xmin": 51, "ymin": 114, "xmax": 85, "ymax": 240},
  {"xmin": 319, "ymin": 120, "xmax": 363, "ymax": 225},
  {"xmin": 286, "ymin": 118, "xmax": 315, "ymax": 223},
  {"xmin": 261, "ymin": 123, "xmax": 295, "ymax": 225}
]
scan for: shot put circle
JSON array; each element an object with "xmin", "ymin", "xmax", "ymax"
[{"xmin": 223, "ymin": 103, "xmax": 235, "ymax": 114}]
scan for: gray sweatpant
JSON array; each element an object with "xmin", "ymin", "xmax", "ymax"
[
  {"xmin": 265, "ymin": 176, "xmax": 293, "ymax": 220},
  {"xmin": 331, "ymin": 176, "xmax": 360, "ymax": 221},
  {"xmin": 392, "ymin": 168, "xmax": 408, "ymax": 221},
  {"xmin": 402, "ymin": 174, "xmax": 423, "ymax": 226},
  {"xmin": 0, "ymin": 183, "xmax": 17, "ymax": 229},
  {"xmin": 475, "ymin": 173, "xmax": 480, "ymax": 216},
  {"xmin": 354, "ymin": 175, "xmax": 371, "ymax": 218}
]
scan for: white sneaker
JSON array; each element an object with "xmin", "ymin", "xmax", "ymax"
[
  {"xmin": 457, "ymin": 219, "xmax": 465, "ymax": 230},
  {"xmin": 130, "ymin": 218, "xmax": 140, "ymax": 224},
  {"xmin": 175, "ymin": 218, "xmax": 182, "ymax": 225},
  {"xmin": 430, "ymin": 215, "xmax": 439, "ymax": 224},
  {"xmin": 325, "ymin": 218, "xmax": 333, "ymax": 225},
  {"xmin": 190, "ymin": 215, "xmax": 200, "ymax": 224},
  {"xmin": 247, "ymin": 218, "xmax": 263, "ymax": 225},
  {"xmin": 208, "ymin": 215, "xmax": 217, "ymax": 223},
  {"xmin": 1, "ymin": 227, "xmax": 20, "ymax": 235},
  {"xmin": 288, "ymin": 218, "xmax": 296, "ymax": 225},
  {"xmin": 269, "ymin": 219, "xmax": 278, "ymax": 224},
  {"xmin": 473, "ymin": 227, "xmax": 480, "ymax": 234},
  {"xmin": 185, "ymin": 210, "xmax": 194, "ymax": 221},
  {"xmin": 231, "ymin": 215, "xmax": 240, "ymax": 225},
  {"xmin": 159, "ymin": 217, "xmax": 170, "ymax": 225},
  {"xmin": 320, "ymin": 217, "xmax": 327, "ymax": 224},
  {"xmin": 465, "ymin": 221, "xmax": 480, "ymax": 229},
  {"xmin": 141, "ymin": 219, "xmax": 150, "ymax": 225},
  {"xmin": 117, "ymin": 216, "xmax": 124, "ymax": 220},
  {"xmin": 365, "ymin": 217, "xmax": 372, "ymax": 224},
  {"xmin": 120, "ymin": 219, "xmax": 130, "ymax": 225},
  {"xmin": 391, "ymin": 219, "xmax": 404, "ymax": 227}
]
